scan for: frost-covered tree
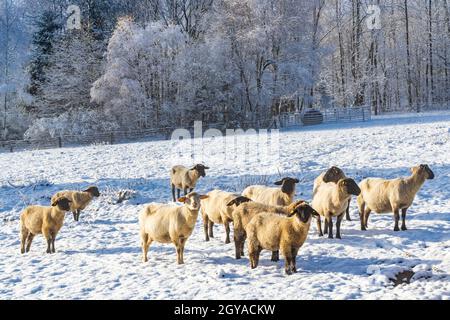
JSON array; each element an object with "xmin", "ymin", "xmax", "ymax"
[
  {"xmin": 36, "ymin": 30, "xmax": 104, "ymax": 115},
  {"xmin": 91, "ymin": 17, "xmax": 188, "ymax": 129}
]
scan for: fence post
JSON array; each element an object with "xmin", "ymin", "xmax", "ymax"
[
  {"xmin": 110, "ymin": 132, "xmax": 114, "ymax": 145},
  {"xmin": 58, "ymin": 137, "xmax": 62, "ymax": 148},
  {"xmin": 10, "ymin": 144, "xmax": 13, "ymax": 153},
  {"xmin": 362, "ymin": 107, "xmax": 365, "ymax": 121}
]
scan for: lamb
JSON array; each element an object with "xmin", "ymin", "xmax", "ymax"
[
  {"xmin": 245, "ymin": 202, "xmax": 319, "ymax": 275},
  {"xmin": 313, "ymin": 166, "xmax": 352, "ymax": 221},
  {"xmin": 311, "ymin": 178, "xmax": 361, "ymax": 239},
  {"xmin": 51, "ymin": 186, "xmax": 100, "ymax": 222},
  {"xmin": 201, "ymin": 190, "xmax": 251, "ymax": 243},
  {"xmin": 228, "ymin": 197, "xmax": 306, "ymax": 260},
  {"xmin": 242, "ymin": 177, "xmax": 299, "ymax": 206},
  {"xmin": 357, "ymin": 164, "xmax": 434, "ymax": 232},
  {"xmin": 170, "ymin": 164, "xmax": 209, "ymax": 202},
  {"xmin": 139, "ymin": 192, "xmax": 208, "ymax": 264},
  {"xmin": 20, "ymin": 197, "xmax": 72, "ymax": 254}
]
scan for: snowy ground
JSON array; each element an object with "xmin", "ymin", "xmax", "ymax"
[{"xmin": 1, "ymin": 111, "xmax": 449, "ymax": 300}]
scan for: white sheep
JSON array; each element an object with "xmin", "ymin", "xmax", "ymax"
[
  {"xmin": 51, "ymin": 186, "xmax": 100, "ymax": 221},
  {"xmin": 313, "ymin": 166, "xmax": 352, "ymax": 222},
  {"xmin": 357, "ymin": 164, "xmax": 434, "ymax": 231},
  {"xmin": 242, "ymin": 177, "xmax": 299, "ymax": 206},
  {"xmin": 228, "ymin": 197, "xmax": 306, "ymax": 260},
  {"xmin": 200, "ymin": 190, "xmax": 250, "ymax": 243},
  {"xmin": 20, "ymin": 197, "xmax": 72, "ymax": 254},
  {"xmin": 311, "ymin": 178, "xmax": 361, "ymax": 239},
  {"xmin": 170, "ymin": 164, "xmax": 209, "ymax": 202},
  {"xmin": 245, "ymin": 202, "xmax": 319, "ymax": 275},
  {"xmin": 139, "ymin": 192, "xmax": 208, "ymax": 264}
]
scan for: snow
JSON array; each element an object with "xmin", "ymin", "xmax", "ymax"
[{"xmin": 1, "ymin": 111, "xmax": 449, "ymax": 300}]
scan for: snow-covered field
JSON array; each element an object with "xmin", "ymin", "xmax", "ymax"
[{"xmin": 1, "ymin": 112, "xmax": 449, "ymax": 300}]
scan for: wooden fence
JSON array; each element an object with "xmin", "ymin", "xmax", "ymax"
[{"xmin": 0, "ymin": 108, "xmax": 371, "ymax": 153}]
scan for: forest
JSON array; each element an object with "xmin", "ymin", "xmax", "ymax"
[{"xmin": 1, "ymin": 0, "xmax": 449, "ymax": 140}]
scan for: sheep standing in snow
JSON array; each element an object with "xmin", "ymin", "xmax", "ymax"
[
  {"xmin": 20, "ymin": 197, "xmax": 72, "ymax": 254},
  {"xmin": 357, "ymin": 164, "xmax": 434, "ymax": 231},
  {"xmin": 201, "ymin": 190, "xmax": 251, "ymax": 243},
  {"xmin": 242, "ymin": 177, "xmax": 299, "ymax": 206},
  {"xmin": 312, "ymin": 178, "xmax": 361, "ymax": 239},
  {"xmin": 139, "ymin": 192, "xmax": 208, "ymax": 264},
  {"xmin": 245, "ymin": 202, "xmax": 318, "ymax": 275},
  {"xmin": 313, "ymin": 166, "xmax": 352, "ymax": 222},
  {"xmin": 170, "ymin": 164, "xmax": 209, "ymax": 202},
  {"xmin": 228, "ymin": 198, "xmax": 306, "ymax": 260},
  {"xmin": 51, "ymin": 186, "xmax": 100, "ymax": 222}
]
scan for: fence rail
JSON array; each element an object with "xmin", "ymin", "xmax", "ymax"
[
  {"xmin": 279, "ymin": 106, "xmax": 371, "ymax": 127},
  {"xmin": 0, "ymin": 107, "xmax": 371, "ymax": 153}
]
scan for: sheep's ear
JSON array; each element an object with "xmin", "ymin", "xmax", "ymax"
[
  {"xmin": 226, "ymin": 199, "xmax": 236, "ymax": 206},
  {"xmin": 274, "ymin": 180, "xmax": 283, "ymax": 185},
  {"xmin": 203, "ymin": 166, "xmax": 210, "ymax": 170},
  {"xmin": 199, "ymin": 195, "xmax": 209, "ymax": 200},
  {"xmin": 51, "ymin": 199, "xmax": 58, "ymax": 207},
  {"xmin": 287, "ymin": 210, "xmax": 296, "ymax": 217},
  {"xmin": 178, "ymin": 197, "xmax": 187, "ymax": 203},
  {"xmin": 293, "ymin": 178, "xmax": 300, "ymax": 183}
]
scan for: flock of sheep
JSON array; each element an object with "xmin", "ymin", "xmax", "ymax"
[{"xmin": 19, "ymin": 163, "xmax": 434, "ymax": 275}]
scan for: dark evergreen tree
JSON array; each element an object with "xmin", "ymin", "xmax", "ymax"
[{"xmin": 27, "ymin": 10, "xmax": 60, "ymax": 99}]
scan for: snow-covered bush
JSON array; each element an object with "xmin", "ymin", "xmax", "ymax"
[{"xmin": 24, "ymin": 110, "xmax": 119, "ymax": 140}]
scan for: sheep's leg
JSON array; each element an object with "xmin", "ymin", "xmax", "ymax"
[
  {"xmin": 46, "ymin": 238, "xmax": 52, "ymax": 254},
  {"xmin": 248, "ymin": 242, "xmax": 260, "ymax": 269},
  {"xmin": 323, "ymin": 217, "xmax": 329, "ymax": 234},
  {"xmin": 141, "ymin": 232, "xmax": 150, "ymax": 262},
  {"xmin": 345, "ymin": 199, "xmax": 351, "ymax": 221},
  {"xmin": 281, "ymin": 248, "xmax": 293, "ymax": 275},
  {"xmin": 271, "ymin": 250, "xmax": 279, "ymax": 262},
  {"xmin": 25, "ymin": 234, "xmax": 34, "ymax": 253},
  {"xmin": 224, "ymin": 221, "xmax": 231, "ymax": 244},
  {"xmin": 76, "ymin": 209, "xmax": 81, "ymax": 222},
  {"xmin": 72, "ymin": 211, "xmax": 77, "ymax": 221},
  {"xmin": 171, "ymin": 184, "xmax": 176, "ymax": 202},
  {"xmin": 316, "ymin": 216, "xmax": 323, "ymax": 237},
  {"xmin": 51, "ymin": 231, "xmax": 56, "ymax": 253},
  {"xmin": 335, "ymin": 213, "xmax": 344, "ymax": 239},
  {"xmin": 177, "ymin": 189, "xmax": 181, "ymax": 200},
  {"xmin": 183, "ymin": 188, "xmax": 188, "ymax": 196},
  {"xmin": 401, "ymin": 208, "xmax": 408, "ymax": 231},
  {"xmin": 327, "ymin": 216, "xmax": 334, "ymax": 239},
  {"xmin": 240, "ymin": 234, "xmax": 245, "ymax": 256},
  {"xmin": 208, "ymin": 220, "xmax": 214, "ymax": 238},
  {"xmin": 189, "ymin": 188, "xmax": 193, "ymax": 193},
  {"xmin": 202, "ymin": 214, "xmax": 210, "ymax": 241},
  {"xmin": 20, "ymin": 228, "xmax": 29, "ymax": 254},
  {"xmin": 393, "ymin": 209, "xmax": 400, "ymax": 231},
  {"xmin": 364, "ymin": 209, "xmax": 371, "ymax": 229},
  {"xmin": 177, "ymin": 237, "xmax": 187, "ymax": 264},
  {"xmin": 234, "ymin": 230, "xmax": 245, "ymax": 259},
  {"xmin": 359, "ymin": 202, "xmax": 367, "ymax": 231},
  {"xmin": 291, "ymin": 247, "xmax": 299, "ymax": 273}
]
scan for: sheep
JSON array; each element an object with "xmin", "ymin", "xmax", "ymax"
[
  {"xmin": 20, "ymin": 197, "xmax": 72, "ymax": 254},
  {"xmin": 357, "ymin": 164, "xmax": 434, "ymax": 232},
  {"xmin": 139, "ymin": 192, "xmax": 208, "ymax": 264},
  {"xmin": 228, "ymin": 198, "xmax": 307, "ymax": 260},
  {"xmin": 245, "ymin": 202, "xmax": 319, "ymax": 275},
  {"xmin": 200, "ymin": 190, "xmax": 251, "ymax": 244},
  {"xmin": 51, "ymin": 186, "xmax": 100, "ymax": 222},
  {"xmin": 311, "ymin": 178, "xmax": 361, "ymax": 239},
  {"xmin": 170, "ymin": 164, "xmax": 209, "ymax": 202},
  {"xmin": 242, "ymin": 177, "xmax": 299, "ymax": 206},
  {"xmin": 313, "ymin": 166, "xmax": 352, "ymax": 222}
]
